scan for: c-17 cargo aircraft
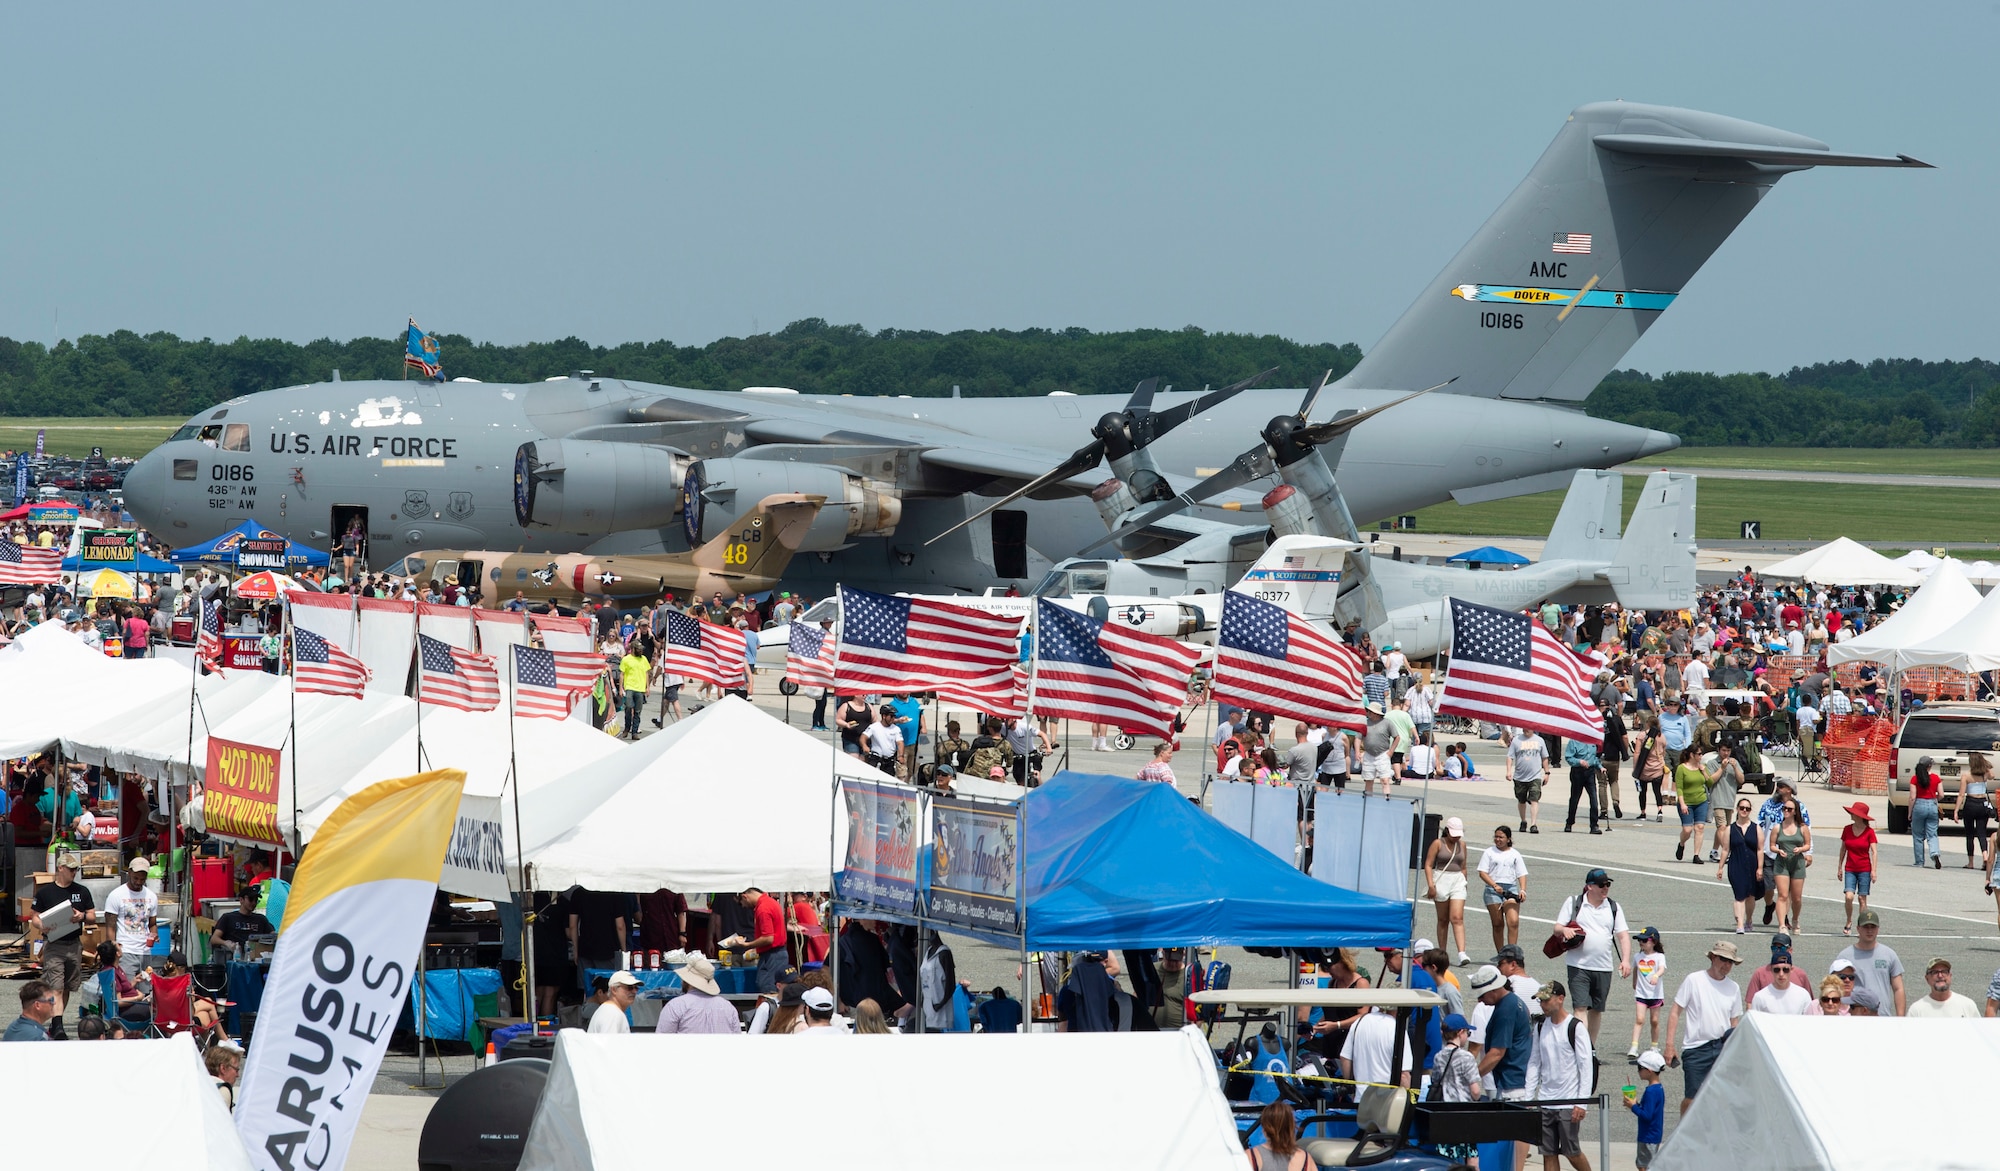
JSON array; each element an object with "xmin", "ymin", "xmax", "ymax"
[
  {"xmin": 122, "ymin": 102, "xmax": 1925, "ymax": 592},
  {"xmin": 382, "ymin": 493, "xmax": 824, "ymax": 610}
]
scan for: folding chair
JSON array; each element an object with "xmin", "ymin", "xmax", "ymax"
[
  {"xmin": 151, "ymin": 972, "xmax": 227, "ymax": 1048},
  {"xmin": 97, "ymin": 967, "xmax": 158, "ymax": 1037}
]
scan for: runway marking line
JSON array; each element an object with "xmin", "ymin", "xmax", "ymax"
[{"xmin": 1521, "ymin": 852, "xmax": 1999, "ymax": 930}]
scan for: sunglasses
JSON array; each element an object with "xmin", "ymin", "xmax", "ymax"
[
  {"xmin": 1820, "ymin": 996, "xmax": 1842, "ymax": 1004},
  {"xmin": 1837, "ymin": 972, "xmax": 1856, "ymax": 981},
  {"xmin": 1771, "ymin": 966, "xmax": 1791, "ymax": 974}
]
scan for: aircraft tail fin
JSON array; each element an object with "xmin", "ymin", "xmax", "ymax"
[
  {"xmin": 1336, "ymin": 102, "xmax": 1928, "ymax": 403},
  {"xmin": 1235, "ymin": 534, "xmax": 1354, "ymax": 619},
  {"xmin": 1539, "ymin": 470, "xmax": 1624, "ymax": 563},
  {"xmin": 1603, "ymin": 472, "xmax": 1696, "ymax": 609},
  {"xmin": 695, "ymin": 493, "xmax": 826, "ymax": 582}
]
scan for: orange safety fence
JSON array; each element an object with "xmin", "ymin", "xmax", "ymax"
[
  {"xmin": 1822, "ymin": 713, "xmax": 1894, "ymax": 793},
  {"xmin": 1832, "ymin": 661, "xmax": 1874, "ymax": 690},
  {"xmin": 1901, "ymin": 665, "xmax": 1979, "ymax": 702},
  {"xmin": 1764, "ymin": 654, "xmax": 1817, "ymax": 682}
]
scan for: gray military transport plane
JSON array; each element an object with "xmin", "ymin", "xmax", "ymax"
[{"xmin": 125, "ymin": 102, "xmax": 1926, "ymax": 593}]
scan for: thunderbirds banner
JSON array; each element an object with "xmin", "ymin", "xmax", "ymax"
[{"xmin": 235, "ymin": 769, "xmax": 465, "ymax": 1171}]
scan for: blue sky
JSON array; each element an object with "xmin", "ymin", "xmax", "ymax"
[{"xmin": 0, "ymin": 3, "xmax": 1988, "ymax": 374}]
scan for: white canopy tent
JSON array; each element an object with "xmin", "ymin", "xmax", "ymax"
[
  {"xmin": 1655, "ymin": 1014, "xmax": 1996, "ymax": 1171},
  {"xmin": 517, "ymin": 696, "xmax": 877, "ymax": 893},
  {"xmin": 1893, "ymin": 549, "xmax": 1939, "ymax": 573},
  {"xmin": 518, "ymin": 1029, "xmax": 1244, "ymax": 1171},
  {"xmin": 1760, "ymin": 537, "xmax": 1923, "ymax": 586},
  {"xmin": 1826, "ymin": 558, "xmax": 1982, "ymax": 671},
  {"xmin": 63, "ymin": 670, "xmax": 281, "ymax": 780},
  {"xmin": 0, "ymin": 623, "xmax": 198, "ymax": 757},
  {"xmin": 7, "ymin": 1035, "xmax": 251, "ymax": 1168},
  {"xmin": 1894, "ymin": 576, "xmax": 2000, "ymax": 673}
]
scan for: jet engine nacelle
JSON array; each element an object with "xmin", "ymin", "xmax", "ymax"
[
  {"xmin": 685, "ymin": 457, "xmax": 901, "ymax": 551},
  {"xmin": 513, "ymin": 440, "xmax": 692, "ymax": 534}
]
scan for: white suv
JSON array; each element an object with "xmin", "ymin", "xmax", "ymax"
[{"xmin": 1887, "ymin": 702, "xmax": 2000, "ymax": 835}]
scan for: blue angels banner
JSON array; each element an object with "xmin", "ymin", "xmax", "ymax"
[
  {"xmin": 928, "ymin": 796, "xmax": 1022, "ymax": 937},
  {"xmin": 835, "ymin": 778, "xmax": 920, "ymax": 916},
  {"xmin": 404, "ymin": 317, "xmax": 443, "ymax": 380}
]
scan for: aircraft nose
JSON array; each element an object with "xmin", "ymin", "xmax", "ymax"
[
  {"xmin": 124, "ymin": 448, "xmax": 169, "ymax": 530},
  {"xmin": 1636, "ymin": 428, "xmax": 1681, "ymax": 460}
]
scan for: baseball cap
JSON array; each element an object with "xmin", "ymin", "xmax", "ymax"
[
  {"xmin": 1849, "ymin": 984, "xmax": 1884, "ymax": 1011},
  {"xmin": 608, "ymin": 971, "xmax": 642, "ymax": 988},
  {"xmin": 1534, "ymin": 980, "xmax": 1566, "ymax": 1001},
  {"xmin": 802, "ymin": 987, "xmax": 836, "ymax": 1012},
  {"xmin": 775, "ymin": 965, "xmax": 801, "ymax": 985},
  {"xmin": 1412, "ymin": 938, "xmax": 1437, "ymax": 955},
  {"xmin": 1828, "ymin": 958, "xmax": 1857, "ymax": 975},
  {"xmin": 1857, "ymin": 909, "xmax": 1881, "ymax": 928},
  {"xmin": 1771, "ymin": 950, "xmax": 1794, "ymax": 967},
  {"xmin": 1468, "ymin": 965, "xmax": 1506, "ymax": 998},
  {"xmin": 1637, "ymin": 1050, "xmax": 1667, "ymax": 1073},
  {"xmin": 126, "ymin": 856, "xmax": 150, "ymax": 872},
  {"xmin": 1771, "ymin": 932, "xmax": 1793, "ymax": 952},
  {"xmin": 1928, "ymin": 957, "xmax": 1952, "ymax": 973},
  {"xmin": 1443, "ymin": 817, "xmax": 1464, "ymax": 837},
  {"xmin": 1585, "ymin": 868, "xmax": 1613, "ymax": 887},
  {"xmin": 52, "ymin": 851, "xmax": 80, "ymax": 871},
  {"xmin": 1493, "ymin": 944, "xmax": 1526, "ymax": 965}
]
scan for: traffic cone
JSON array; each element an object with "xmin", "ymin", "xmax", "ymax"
[{"xmin": 484, "ymin": 1041, "xmax": 497, "ymax": 1068}]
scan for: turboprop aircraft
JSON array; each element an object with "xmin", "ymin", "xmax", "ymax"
[
  {"xmin": 123, "ymin": 102, "xmax": 1924, "ymax": 593},
  {"xmin": 382, "ymin": 493, "xmax": 824, "ymax": 611}
]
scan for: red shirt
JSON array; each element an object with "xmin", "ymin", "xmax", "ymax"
[
  {"xmin": 1911, "ymin": 771, "xmax": 1943, "ymax": 801},
  {"xmin": 750, "ymin": 893, "xmax": 787, "ymax": 955},
  {"xmin": 1841, "ymin": 824, "xmax": 1877, "ymax": 873},
  {"xmin": 792, "ymin": 898, "xmax": 829, "ymax": 963}
]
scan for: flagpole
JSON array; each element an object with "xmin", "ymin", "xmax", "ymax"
[
  {"xmin": 507, "ymin": 643, "xmax": 536, "ymax": 1025},
  {"xmin": 283, "ymin": 597, "xmax": 297, "ymax": 880},
  {"xmin": 1024, "ymin": 600, "xmax": 1042, "ymax": 784},
  {"xmin": 415, "ymin": 629, "xmax": 426, "ymax": 772},
  {"xmin": 828, "ymin": 588, "xmax": 845, "ymax": 1010}
]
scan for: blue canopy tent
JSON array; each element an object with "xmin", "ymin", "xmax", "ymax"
[
  {"xmin": 1445, "ymin": 545, "xmax": 1530, "ymax": 566},
  {"xmin": 168, "ymin": 520, "xmax": 330, "ymax": 568},
  {"xmin": 63, "ymin": 552, "xmax": 178, "ymax": 573},
  {"xmin": 1022, "ymin": 772, "xmax": 1410, "ymax": 950}
]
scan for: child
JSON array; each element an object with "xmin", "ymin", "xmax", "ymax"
[
  {"xmin": 1628, "ymin": 926, "xmax": 1666, "ymax": 1060},
  {"xmin": 1630, "ymin": 1049, "xmax": 1666, "ymax": 1169},
  {"xmin": 1839, "ymin": 801, "xmax": 1877, "ymax": 936},
  {"xmin": 1430, "ymin": 1013, "xmax": 1481, "ymax": 1167}
]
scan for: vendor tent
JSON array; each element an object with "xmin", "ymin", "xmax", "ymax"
[
  {"xmin": 1893, "ymin": 549, "xmax": 1939, "ymax": 573},
  {"xmin": 0, "ymin": 623, "xmax": 196, "ymax": 757},
  {"xmin": 1023, "ymin": 772, "xmax": 1410, "ymax": 950},
  {"xmin": 518, "ymin": 1029, "xmax": 1243, "ymax": 1171},
  {"xmin": 1826, "ymin": 558, "xmax": 1981, "ymax": 671},
  {"xmin": 1446, "ymin": 544, "xmax": 1531, "ymax": 566},
  {"xmin": 517, "ymin": 696, "xmax": 871, "ymax": 892},
  {"xmin": 64, "ymin": 669, "xmax": 281, "ymax": 779},
  {"xmin": 75, "ymin": 567, "xmax": 135, "ymax": 598},
  {"xmin": 168, "ymin": 519, "xmax": 330, "ymax": 567},
  {"xmin": 1893, "ymin": 577, "xmax": 2000, "ymax": 673},
  {"xmin": 1654, "ymin": 1014, "xmax": 1996, "ymax": 1171},
  {"xmin": 1760, "ymin": 536, "xmax": 1922, "ymax": 586},
  {"xmin": 7, "ymin": 1035, "xmax": 250, "ymax": 1168}
]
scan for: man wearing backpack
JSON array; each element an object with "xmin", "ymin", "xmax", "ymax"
[
  {"xmin": 1552, "ymin": 868, "xmax": 1631, "ymax": 1045},
  {"xmin": 1526, "ymin": 981, "xmax": 1596, "ymax": 1171}
]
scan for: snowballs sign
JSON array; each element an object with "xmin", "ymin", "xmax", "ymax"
[
  {"xmin": 204, "ymin": 736, "xmax": 283, "ymax": 846},
  {"xmin": 236, "ymin": 769, "xmax": 465, "ymax": 1171}
]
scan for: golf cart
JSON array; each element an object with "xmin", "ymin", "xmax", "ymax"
[{"xmin": 1191, "ymin": 988, "xmax": 1539, "ymax": 1170}]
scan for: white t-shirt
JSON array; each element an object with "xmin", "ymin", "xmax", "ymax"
[
  {"xmin": 1906, "ymin": 992, "xmax": 1980, "ymax": 1020},
  {"xmin": 1749, "ymin": 982, "xmax": 1813, "ymax": 1016},
  {"xmin": 1555, "ymin": 893, "xmax": 1630, "ymax": 972},
  {"xmin": 863, "ymin": 724, "xmax": 902, "ymax": 758},
  {"xmin": 1633, "ymin": 952, "xmax": 1667, "ymax": 1002},
  {"xmin": 587, "ymin": 1000, "xmax": 631, "ymax": 1033},
  {"xmin": 1478, "ymin": 847, "xmax": 1528, "ymax": 888},
  {"xmin": 1506, "ymin": 735, "xmax": 1549, "ymax": 783},
  {"xmin": 104, "ymin": 883, "xmax": 159, "ymax": 953},
  {"xmin": 1673, "ymin": 971, "xmax": 1742, "ymax": 1046},
  {"xmin": 1339, "ymin": 1010, "xmax": 1414, "ymax": 1087}
]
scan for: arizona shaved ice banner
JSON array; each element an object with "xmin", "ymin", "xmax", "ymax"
[
  {"xmin": 836, "ymin": 778, "xmax": 920, "ymax": 915},
  {"xmin": 235, "ymin": 769, "xmax": 466, "ymax": 1171},
  {"xmin": 204, "ymin": 736, "xmax": 284, "ymax": 846},
  {"xmin": 928, "ymin": 797, "xmax": 1022, "ymax": 936}
]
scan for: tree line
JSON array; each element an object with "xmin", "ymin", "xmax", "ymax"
[{"xmin": 0, "ymin": 321, "xmax": 1995, "ymax": 447}]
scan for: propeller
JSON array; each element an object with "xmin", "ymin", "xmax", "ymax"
[
  {"xmin": 924, "ymin": 367, "xmax": 1279, "ymax": 546},
  {"xmin": 1073, "ymin": 377, "xmax": 1455, "ymax": 555}
]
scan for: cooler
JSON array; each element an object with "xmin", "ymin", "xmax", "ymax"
[{"xmin": 192, "ymin": 857, "xmax": 234, "ymax": 904}]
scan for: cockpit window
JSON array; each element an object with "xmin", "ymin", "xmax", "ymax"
[
  {"xmin": 170, "ymin": 424, "xmax": 201, "ymax": 441},
  {"xmin": 210, "ymin": 409, "xmax": 228, "ymax": 420},
  {"xmin": 172, "ymin": 459, "xmax": 198, "ymax": 481},
  {"xmin": 1071, "ymin": 569, "xmax": 1109, "ymax": 594},
  {"xmin": 1031, "ymin": 569, "xmax": 1071, "ymax": 597},
  {"xmin": 221, "ymin": 424, "xmax": 250, "ymax": 452},
  {"xmin": 384, "ymin": 556, "xmax": 426, "ymax": 578},
  {"xmin": 197, "ymin": 425, "xmax": 223, "ymax": 447}
]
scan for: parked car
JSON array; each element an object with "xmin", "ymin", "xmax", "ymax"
[{"xmin": 1888, "ymin": 701, "xmax": 2000, "ymax": 834}]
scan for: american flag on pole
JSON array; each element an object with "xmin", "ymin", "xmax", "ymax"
[
  {"xmin": 785, "ymin": 621, "xmax": 835, "ymax": 691},
  {"xmin": 197, "ymin": 598, "xmax": 227, "ymax": 675},
  {"xmin": 1438, "ymin": 598, "xmax": 1604, "ymax": 742},
  {"xmin": 1030, "ymin": 598, "xmax": 1197, "ymax": 739},
  {"xmin": 512, "ymin": 644, "xmax": 600, "ymax": 719},
  {"xmin": 835, "ymin": 586, "xmax": 1023, "ymax": 715},
  {"xmin": 292, "ymin": 627, "xmax": 369, "ymax": 699},
  {"xmin": 1213, "ymin": 591, "xmax": 1365, "ymax": 732},
  {"xmin": 417, "ymin": 633, "xmax": 500, "ymax": 712},
  {"xmin": 662, "ymin": 610, "xmax": 748, "ymax": 690},
  {"xmin": 1551, "ymin": 232, "xmax": 1592, "ymax": 255},
  {"xmin": 0, "ymin": 536, "xmax": 60, "ymax": 585}
]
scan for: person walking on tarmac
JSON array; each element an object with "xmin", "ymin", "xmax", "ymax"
[{"xmin": 618, "ymin": 643, "xmax": 651, "ymax": 739}]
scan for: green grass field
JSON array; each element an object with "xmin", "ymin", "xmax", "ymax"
[
  {"xmin": 1413, "ymin": 476, "xmax": 2000, "ymax": 543},
  {"xmin": 0, "ymin": 417, "xmax": 182, "ymax": 459},
  {"xmin": 1630, "ymin": 446, "xmax": 2000, "ymax": 477}
]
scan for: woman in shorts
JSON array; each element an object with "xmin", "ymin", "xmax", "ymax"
[
  {"xmin": 1477, "ymin": 825, "xmax": 1529, "ymax": 951},
  {"xmin": 1423, "ymin": 817, "xmax": 1472, "ymax": 965},
  {"xmin": 1769, "ymin": 794, "xmax": 1813, "ymax": 934}
]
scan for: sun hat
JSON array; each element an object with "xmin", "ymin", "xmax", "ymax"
[
  {"xmin": 680, "ymin": 954, "xmax": 722, "ymax": 996},
  {"xmin": 1844, "ymin": 802, "xmax": 1873, "ymax": 820},
  {"xmin": 1706, "ymin": 940, "xmax": 1742, "ymax": 964},
  {"xmin": 1468, "ymin": 965, "xmax": 1506, "ymax": 997}
]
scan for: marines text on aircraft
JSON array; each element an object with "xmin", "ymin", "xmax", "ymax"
[
  {"xmin": 125, "ymin": 102, "xmax": 1925, "ymax": 593},
  {"xmin": 385, "ymin": 493, "xmax": 823, "ymax": 611}
]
